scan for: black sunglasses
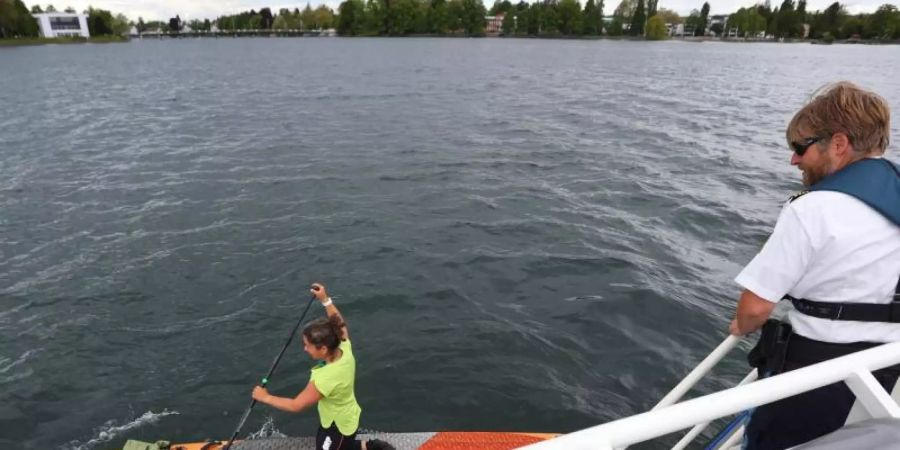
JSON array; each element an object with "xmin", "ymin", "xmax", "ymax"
[{"xmin": 791, "ymin": 137, "xmax": 822, "ymax": 156}]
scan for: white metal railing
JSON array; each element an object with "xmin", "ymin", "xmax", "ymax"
[
  {"xmin": 670, "ymin": 368, "xmax": 757, "ymax": 450},
  {"xmin": 651, "ymin": 335, "xmax": 741, "ymax": 411},
  {"xmin": 520, "ymin": 340, "xmax": 900, "ymax": 450}
]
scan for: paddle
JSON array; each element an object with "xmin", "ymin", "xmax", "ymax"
[{"xmin": 222, "ymin": 294, "xmax": 318, "ymax": 450}]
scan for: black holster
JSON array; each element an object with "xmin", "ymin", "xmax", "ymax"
[{"xmin": 747, "ymin": 319, "xmax": 793, "ymax": 376}]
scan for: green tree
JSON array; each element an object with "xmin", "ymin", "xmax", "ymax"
[
  {"xmin": 698, "ymin": 1, "xmax": 709, "ymax": 35},
  {"xmin": 540, "ymin": 0, "xmax": 559, "ymax": 34},
  {"xmin": 597, "ymin": 0, "xmax": 604, "ymax": 32},
  {"xmin": 259, "ymin": 7, "xmax": 274, "ymax": 28},
  {"xmin": 728, "ymin": 7, "xmax": 748, "ymax": 35},
  {"xmin": 524, "ymin": 3, "xmax": 539, "ymax": 34},
  {"xmin": 775, "ymin": 0, "xmax": 805, "ymax": 37},
  {"xmin": 30, "ymin": 4, "xmax": 41, "ymax": 13},
  {"xmin": 112, "ymin": 12, "xmax": 129, "ymax": 35},
  {"xmin": 645, "ymin": 14, "xmax": 666, "ymax": 39},
  {"xmin": 388, "ymin": 0, "xmax": 419, "ymax": 34},
  {"xmin": 414, "ymin": 0, "xmax": 430, "ymax": 32},
  {"xmin": 489, "ymin": 0, "xmax": 512, "ymax": 15},
  {"xmin": 613, "ymin": 0, "xmax": 634, "ymax": 18},
  {"xmin": 87, "ymin": 7, "xmax": 116, "ymax": 35},
  {"xmin": 457, "ymin": 0, "xmax": 485, "ymax": 34},
  {"xmin": 684, "ymin": 9, "xmax": 700, "ymax": 34},
  {"xmin": 510, "ymin": 1, "xmax": 529, "ymax": 34},
  {"xmin": 728, "ymin": 7, "xmax": 766, "ymax": 37},
  {"xmin": 822, "ymin": 1, "xmax": 845, "ymax": 36},
  {"xmin": 428, "ymin": 0, "xmax": 452, "ymax": 33},
  {"xmin": 757, "ymin": 1, "xmax": 773, "ymax": 20},
  {"xmin": 607, "ymin": 13, "xmax": 624, "ymax": 35},
  {"xmin": 314, "ymin": 5, "xmax": 335, "ymax": 29},
  {"xmin": 301, "ymin": 3, "xmax": 315, "ymax": 30},
  {"xmin": 168, "ymin": 14, "xmax": 181, "ymax": 33},
  {"xmin": 500, "ymin": 8, "xmax": 515, "ymax": 33},
  {"xmin": 747, "ymin": 9, "xmax": 767, "ymax": 37},
  {"xmin": 864, "ymin": 4, "xmax": 898, "ymax": 39},
  {"xmin": 655, "ymin": 8, "xmax": 680, "ymax": 24},
  {"xmin": 582, "ymin": 0, "xmax": 600, "ymax": 35},
  {"xmin": 629, "ymin": 0, "xmax": 645, "ymax": 35},
  {"xmin": 0, "ymin": 0, "xmax": 38, "ymax": 38},
  {"xmin": 288, "ymin": 8, "xmax": 303, "ymax": 28},
  {"xmin": 446, "ymin": 0, "xmax": 462, "ymax": 31},
  {"xmin": 337, "ymin": 0, "xmax": 365, "ymax": 34},
  {"xmin": 147, "ymin": 20, "xmax": 166, "ymax": 31},
  {"xmin": 44, "ymin": 4, "xmax": 55, "ymax": 12},
  {"xmin": 840, "ymin": 14, "xmax": 863, "ymax": 38},
  {"xmin": 364, "ymin": 0, "xmax": 385, "ymax": 34},
  {"xmin": 647, "ymin": 0, "xmax": 657, "ymax": 18},
  {"xmin": 767, "ymin": 6, "xmax": 779, "ymax": 35},
  {"xmin": 273, "ymin": 14, "xmax": 288, "ymax": 29},
  {"xmin": 15, "ymin": 0, "xmax": 37, "ymax": 36},
  {"xmin": 0, "ymin": 0, "xmax": 19, "ymax": 38},
  {"xmin": 557, "ymin": 0, "xmax": 582, "ymax": 35}
]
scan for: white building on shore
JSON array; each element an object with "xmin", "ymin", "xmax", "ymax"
[{"xmin": 33, "ymin": 12, "xmax": 90, "ymax": 38}]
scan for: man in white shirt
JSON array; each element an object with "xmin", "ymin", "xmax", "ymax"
[{"xmin": 729, "ymin": 81, "xmax": 900, "ymax": 450}]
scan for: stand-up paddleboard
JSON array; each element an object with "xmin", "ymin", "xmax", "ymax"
[{"xmin": 124, "ymin": 431, "xmax": 557, "ymax": 450}]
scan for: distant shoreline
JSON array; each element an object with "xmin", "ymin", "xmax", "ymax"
[
  {"xmin": 0, "ymin": 36, "xmax": 129, "ymax": 47},
  {"xmin": 3, "ymin": 34, "xmax": 897, "ymax": 46},
  {"xmin": 497, "ymin": 34, "xmax": 900, "ymax": 45}
]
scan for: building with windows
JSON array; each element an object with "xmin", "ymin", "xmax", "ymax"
[
  {"xmin": 33, "ymin": 13, "xmax": 90, "ymax": 38},
  {"xmin": 485, "ymin": 13, "xmax": 505, "ymax": 35}
]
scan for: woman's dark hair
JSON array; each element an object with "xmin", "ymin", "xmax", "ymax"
[{"xmin": 303, "ymin": 315, "xmax": 345, "ymax": 353}]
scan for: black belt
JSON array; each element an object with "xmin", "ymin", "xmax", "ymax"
[{"xmin": 786, "ymin": 277, "xmax": 900, "ymax": 322}]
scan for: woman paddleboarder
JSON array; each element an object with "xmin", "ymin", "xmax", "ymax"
[{"xmin": 252, "ymin": 282, "xmax": 394, "ymax": 450}]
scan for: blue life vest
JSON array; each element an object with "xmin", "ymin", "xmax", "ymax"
[
  {"xmin": 809, "ymin": 158, "xmax": 900, "ymax": 226},
  {"xmin": 786, "ymin": 157, "xmax": 900, "ymax": 323}
]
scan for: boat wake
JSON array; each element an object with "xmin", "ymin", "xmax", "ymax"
[
  {"xmin": 245, "ymin": 416, "xmax": 288, "ymax": 440},
  {"xmin": 63, "ymin": 409, "xmax": 180, "ymax": 450}
]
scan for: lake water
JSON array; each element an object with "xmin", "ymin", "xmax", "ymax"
[{"xmin": 1, "ymin": 37, "xmax": 899, "ymax": 449}]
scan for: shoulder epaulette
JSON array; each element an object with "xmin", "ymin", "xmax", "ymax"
[{"xmin": 788, "ymin": 190, "xmax": 809, "ymax": 202}]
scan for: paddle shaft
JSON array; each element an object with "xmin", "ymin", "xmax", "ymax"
[{"xmin": 222, "ymin": 295, "xmax": 318, "ymax": 450}]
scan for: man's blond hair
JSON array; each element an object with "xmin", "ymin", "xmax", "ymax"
[{"xmin": 786, "ymin": 81, "xmax": 891, "ymax": 156}]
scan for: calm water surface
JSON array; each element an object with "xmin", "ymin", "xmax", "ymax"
[{"xmin": 1, "ymin": 38, "xmax": 899, "ymax": 449}]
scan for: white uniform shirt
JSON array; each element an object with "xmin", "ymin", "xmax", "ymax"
[{"xmin": 735, "ymin": 191, "xmax": 900, "ymax": 343}]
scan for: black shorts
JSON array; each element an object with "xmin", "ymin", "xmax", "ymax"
[
  {"xmin": 745, "ymin": 334, "xmax": 900, "ymax": 450},
  {"xmin": 316, "ymin": 422, "xmax": 362, "ymax": 450}
]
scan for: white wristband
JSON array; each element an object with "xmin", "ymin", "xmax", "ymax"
[{"xmin": 321, "ymin": 298, "xmax": 333, "ymax": 307}]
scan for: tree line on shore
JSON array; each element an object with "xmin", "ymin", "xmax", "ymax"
[
  {"xmin": 222, "ymin": 0, "xmax": 897, "ymax": 40},
  {"xmin": 189, "ymin": 0, "xmax": 691, "ymax": 38},
  {"xmin": 214, "ymin": 5, "xmax": 336, "ymax": 31},
  {"xmin": 0, "ymin": 0, "xmax": 36, "ymax": 37},
  {"xmin": 726, "ymin": 1, "xmax": 900, "ymax": 40},
  {"xmin": 2, "ymin": 0, "xmax": 898, "ymax": 41},
  {"xmin": 333, "ymin": 0, "xmax": 899, "ymax": 40}
]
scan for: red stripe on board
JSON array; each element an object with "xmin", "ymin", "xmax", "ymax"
[{"xmin": 419, "ymin": 432, "xmax": 546, "ymax": 449}]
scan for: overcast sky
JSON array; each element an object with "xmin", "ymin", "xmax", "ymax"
[{"xmin": 28, "ymin": 0, "xmax": 893, "ymax": 22}]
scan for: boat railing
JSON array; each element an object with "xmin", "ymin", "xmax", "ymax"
[
  {"xmin": 651, "ymin": 335, "xmax": 743, "ymax": 411},
  {"xmin": 520, "ymin": 338, "xmax": 900, "ymax": 450}
]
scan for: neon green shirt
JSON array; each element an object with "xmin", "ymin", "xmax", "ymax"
[{"xmin": 310, "ymin": 339, "xmax": 361, "ymax": 435}]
